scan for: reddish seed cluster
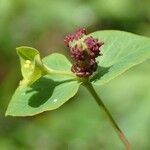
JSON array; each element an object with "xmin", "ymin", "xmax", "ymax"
[
  {"xmin": 64, "ymin": 28, "xmax": 86, "ymax": 47},
  {"xmin": 84, "ymin": 37, "xmax": 103, "ymax": 58},
  {"xmin": 64, "ymin": 28, "xmax": 103, "ymax": 77},
  {"xmin": 70, "ymin": 45, "xmax": 84, "ymax": 60}
]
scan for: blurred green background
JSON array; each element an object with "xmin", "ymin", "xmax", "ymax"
[{"xmin": 0, "ymin": 0, "xmax": 150, "ymax": 149}]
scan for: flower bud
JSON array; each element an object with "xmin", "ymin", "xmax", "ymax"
[{"xmin": 64, "ymin": 28, "xmax": 103, "ymax": 77}]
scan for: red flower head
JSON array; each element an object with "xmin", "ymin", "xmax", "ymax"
[{"xmin": 64, "ymin": 28, "xmax": 104, "ymax": 77}]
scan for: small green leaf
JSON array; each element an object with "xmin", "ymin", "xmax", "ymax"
[
  {"xmin": 6, "ymin": 75, "xmax": 80, "ymax": 116},
  {"xmin": 42, "ymin": 53, "xmax": 75, "ymax": 81},
  {"xmin": 17, "ymin": 46, "xmax": 44, "ymax": 85},
  {"xmin": 43, "ymin": 53, "xmax": 71, "ymax": 72},
  {"xmin": 90, "ymin": 31, "xmax": 150, "ymax": 85}
]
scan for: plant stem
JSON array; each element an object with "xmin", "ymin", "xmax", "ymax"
[{"xmin": 83, "ymin": 80, "xmax": 131, "ymax": 150}]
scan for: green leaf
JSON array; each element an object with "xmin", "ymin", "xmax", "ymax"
[
  {"xmin": 42, "ymin": 53, "xmax": 71, "ymax": 72},
  {"xmin": 6, "ymin": 76, "xmax": 80, "ymax": 116},
  {"xmin": 6, "ymin": 53, "xmax": 80, "ymax": 116},
  {"xmin": 42, "ymin": 53, "xmax": 75, "ymax": 81},
  {"xmin": 17, "ymin": 46, "xmax": 44, "ymax": 85},
  {"xmin": 90, "ymin": 30, "xmax": 150, "ymax": 85}
]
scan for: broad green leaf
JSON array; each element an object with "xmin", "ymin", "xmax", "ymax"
[
  {"xmin": 90, "ymin": 30, "xmax": 150, "ymax": 85},
  {"xmin": 6, "ymin": 52, "xmax": 80, "ymax": 116},
  {"xmin": 17, "ymin": 46, "xmax": 44, "ymax": 85},
  {"xmin": 6, "ymin": 75, "xmax": 80, "ymax": 116}
]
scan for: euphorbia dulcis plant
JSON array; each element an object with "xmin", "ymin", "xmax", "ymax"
[{"xmin": 6, "ymin": 29, "xmax": 150, "ymax": 150}]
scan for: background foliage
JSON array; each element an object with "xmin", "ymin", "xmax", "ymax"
[{"xmin": 0, "ymin": 0, "xmax": 150, "ymax": 149}]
